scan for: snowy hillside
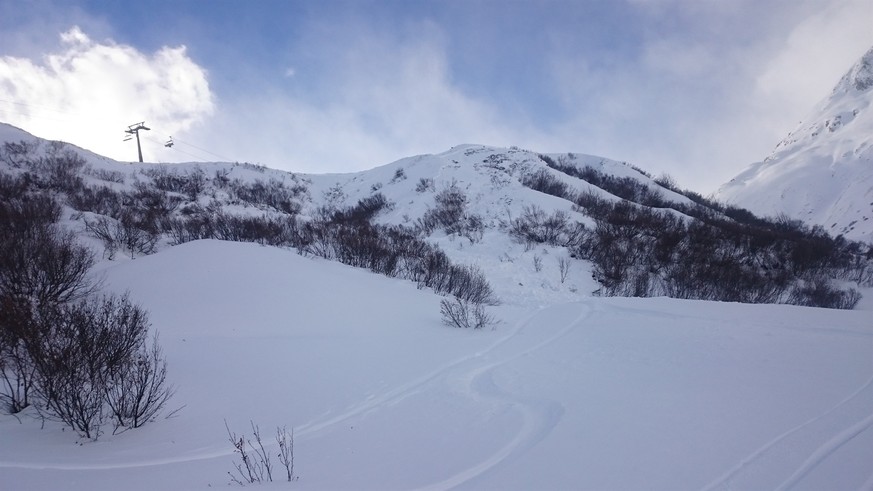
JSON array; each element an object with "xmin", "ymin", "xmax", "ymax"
[
  {"xmin": 1, "ymin": 120, "xmax": 871, "ymax": 310},
  {"xmin": 718, "ymin": 46, "xmax": 873, "ymax": 244},
  {"xmin": 3, "ymin": 100, "xmax": 873, "ymax": 491},
  {"xmin": 2, "ymin": 239, "xmax": 872, "ymax": 490}
]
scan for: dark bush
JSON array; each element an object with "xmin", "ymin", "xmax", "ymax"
[
  {"xmin": 509, "ymin": 205, "xmax": 580, "ymax": 248},
  {"xmin": 521, "ymin": 169, "xmax": 570, "ymax": 199}
]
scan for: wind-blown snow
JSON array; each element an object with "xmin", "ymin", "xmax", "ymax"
[
  {"xmin": 2, "ymin": 240, "xmax": 871, "ymax": 490},
  {"xmin": 718, "ymin": 46, "xmax": 873, "ymax": 244}
]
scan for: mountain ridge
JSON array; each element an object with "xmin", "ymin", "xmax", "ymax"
[
  {"xmin": 718, "ymin": 46, "xmax": 873, "ymax": 244},
  {"xmin": 2, "ymin": 120, "xmax": 869, "ymax": 310}
]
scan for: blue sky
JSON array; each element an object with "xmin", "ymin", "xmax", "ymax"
[{"xmin": 1, "ymin": 0, "xmax": 871, "ymax": 192}]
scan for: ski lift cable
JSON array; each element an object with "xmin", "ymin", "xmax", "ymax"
[
  {"xmin": 142, "ymin": 134, "xmax": 215, "ymax": 162},
  {"xmin": 0, "ymin": 101, "xmax": 237, "ymax": 163},
  {"xmin": 0, "ymin": 98, "xmax": 81, "ymax": 116},
  {"xmin": 172, "ymin": 137, "xmax": 235, "ymax": 162},
  {"xmin": 143, "ymin": 131, "xmax": 236, "ymax": 162},
  {"xmin": 0, "ymin": 104, "xmax": 80, "ymax": 125}
]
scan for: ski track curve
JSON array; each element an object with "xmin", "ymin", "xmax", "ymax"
[
  {"xmin": 0, "ymin": 305, "xmax": 552, "ymax": 471},
  {"xmin": 417, "ymin": 302, "xmax": 592, "ymax": 491},
  {"xmin": 774, "ymin": 411, "xmax": 873, "ymax": 491},
  {"xmin": 702, "ymin": 372, "xmax": 873, "ymax": 491}
]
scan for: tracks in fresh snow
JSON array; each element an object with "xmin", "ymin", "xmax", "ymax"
[
  {"xmin": 0, "ymin": 303, "xmax": 589, "ymax": 474},
  {"xmin": 417, "ymin": 302, "xmax": 592, "ymax": 490},
  {"xmin": 703, "ymin": 372, "xmax": 873, "ymax": 491}
]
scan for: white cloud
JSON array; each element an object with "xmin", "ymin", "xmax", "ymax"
[
  {"xmin": 0, "ymin": 26, "xmax": 213, "ymax": 162},
  {"xmin": 194, "ymin": 21, "xmax": 537, "ymax": 173},
  {"xmin": 754, "ymin": 0, "xmax": 873, "ymax": 129},
  {"xmin": 543, "ymin": 0, "xmax": 873, "ymax": 193},
  {"xmin": 2, "ymin": 4, "xmax": 871, "ymax": 194}
]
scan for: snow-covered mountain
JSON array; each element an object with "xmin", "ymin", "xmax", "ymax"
[
  {"xmin": 1, "ymin": 120, "xmax": 869, "ymax": 309},
  {"xmin": 2, "ymin": 121, "xmax": 873, "ymax": 489},
  {"xmin": 718, "ymin": 46, "xmax": 873, "ymax": 244}
]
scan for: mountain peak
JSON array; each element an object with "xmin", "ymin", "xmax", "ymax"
[
  {"xmin": 836, "ymin": 45, "xmax": 873, "ymax": 93},
  {"xmin": 717, "ymin": 45, "xmax": 873, "ymax": 244}
]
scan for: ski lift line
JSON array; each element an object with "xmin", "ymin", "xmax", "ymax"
[
  {"xmin": 0, "ymin": 105, "xmax": 80, "ymax": 125},
  {"xmin": 0, "ymin": 99, "xmax": 97, "ymax": 125},
  {"xmin": 142, "ymin": 134, "xmax": 212, "ymax": 162},
  {"xmin": 142, "ymin": 131, "xmax": 235, "ymax": 162},
  {"xmin": 0, "ymin": 101, "xmax": 236, "ymax": 162},
  {"xmin": 172, "ymin": 137, "xmax": 234, "ymax": 162},
  {"xmin": 0, "ymin": 98, "xmax": 80, "ymax": 115}
]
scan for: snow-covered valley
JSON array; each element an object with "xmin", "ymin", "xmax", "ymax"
[
  {"xmin": 3, "ymin": 40, "xmax": 873, "ymax": 487},
  {"xmin": 2, "ymin": 239, "xmax": 872, "ymax": 490}
]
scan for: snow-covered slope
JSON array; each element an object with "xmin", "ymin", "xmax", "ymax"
[
  {"xmin": 2, "ymin": 109, "xmax": 873, "ymax": 489},
  {"xmin": 0, "ymin": 123, "xmax": 696, "ymax": 306},
  {"xmin": 300, "ymin": 144, "xmax": 701, "ymax": 305},
  {"xmin": 2, "ymin": 240, "xmax": 872, "ymax": 490},
  {"xmin": 718, "ymin": 46, "xmax": 873, "ymax": 244}
]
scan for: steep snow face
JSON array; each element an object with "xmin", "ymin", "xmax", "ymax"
[{"xmin": 718, "ymin": 46, "xmax": 873, "ymax": 244}]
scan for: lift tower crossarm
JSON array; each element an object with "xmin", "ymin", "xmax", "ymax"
[{"xmin": 124, "ymin": 121, "xmax": 151, "ymax": 162}]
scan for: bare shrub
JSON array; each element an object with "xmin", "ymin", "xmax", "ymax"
[
  {"xmin": 85, "ymin": 212, "xmax": 160, "ymax": 259},
  {"xmin": 225, "ymin": 420, "xmax": 296, "ymax": 485},
  {"xmin": 558, "ymin": 256, "xmax": 572, "ymax": 283},
  {"xmin": 533, "ymin": 255, "xmax": 543, "ymax": 272},
  {"xmin": 0, "ymin": 222, "xmax": 96, "ymax": 307},
  {"xmin": 415, "ymin": 177, "xmax": 434, "ymax": 193},
  {"xmin": 68, "ymin": 184, "xmax": 125, "ymax": 217},
  {"xmin": 105, "ymin": 333, "xmax": 175, "ymax": 432},
  {"xmin": 509, "ymin": 205, "xmax": 572, "ymax": 247},
  {"xmin": 787, "ymin": 280, "xmax": 861, "ymax": 310},
  {"xmin": 440, "ymin": 297, "xmax": 496, "ymax": 329},
  {"xmin": 0, "ymin": 295, "xmax": 37, "ymax": 413},
  {"xmin": 521, "ymin": 169, "xmax": 570, "ymax": 199},
  {"xmin": 277, "ymin": 426, "xmax": 295, "ymax": 482},
  {"xmin": 29, "ymin": 294, "xmax": 151, "ymax": 439},
  {"xmin": 1, "ymin": 140, "xmax": 39, "ymax": 167},
  {"xmin": 389, "ymin": 167, "xmax": 406, "ymax": 183},
  {"xmin": 418, "ymin": 183, "xmax": 483, "ymax": 242}
]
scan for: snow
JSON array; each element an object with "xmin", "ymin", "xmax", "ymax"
[
  {"xmin": 718, "ymin": 46, "xmax": 873, "ymax": 244},
  {"xmin": 3, "ymin": 66, "xmax": 873, "ymax": 488},
  {"xmin": 3, "ymin": 239, "xmax": 871, "ymax": 490}
]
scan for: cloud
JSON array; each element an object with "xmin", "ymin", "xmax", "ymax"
[
  {"xmin": 2, "ymin": 3, "xmax": 871, "ymax": 195},
  {"xmin": 754, "ymin": 0, "xmax": 873, "ymax": 126},
  {"xmin": 0, "ymin": 26, "xmax": 213, "ymax": 162},
  {"xmin": 542, "ymin": 0, "xmax": 873, "ymax": 192},
  {"xmin": 193, "ymin": 20, "xmax": 537, "ymax": 172}
]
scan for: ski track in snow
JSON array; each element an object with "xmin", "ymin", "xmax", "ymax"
[
  {"xmin": 293, "ymin": 305, "xmax": 554, "ymax": 437},
  {"xmin": 417, "ymin": 302, "xmax": 592, "ymax": 491},
  {"xmin": 0, "ymin": 304, "xmax": 573, "ymax": 472},
  {"xmin": 774, "ymin": 411, "xmax": 873, "ymax": 491},
  {"xmin": 702, "ymin": 372, "xmax": 873, "ymax": 491}
]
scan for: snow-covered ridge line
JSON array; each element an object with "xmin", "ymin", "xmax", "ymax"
[
  {"xmin": 718, "ymin": 46, "xmax": 873, "ymax": 244},
  {"xmin": 2, "ymin": 120, "xmax": 871, "ymax": 310}
]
